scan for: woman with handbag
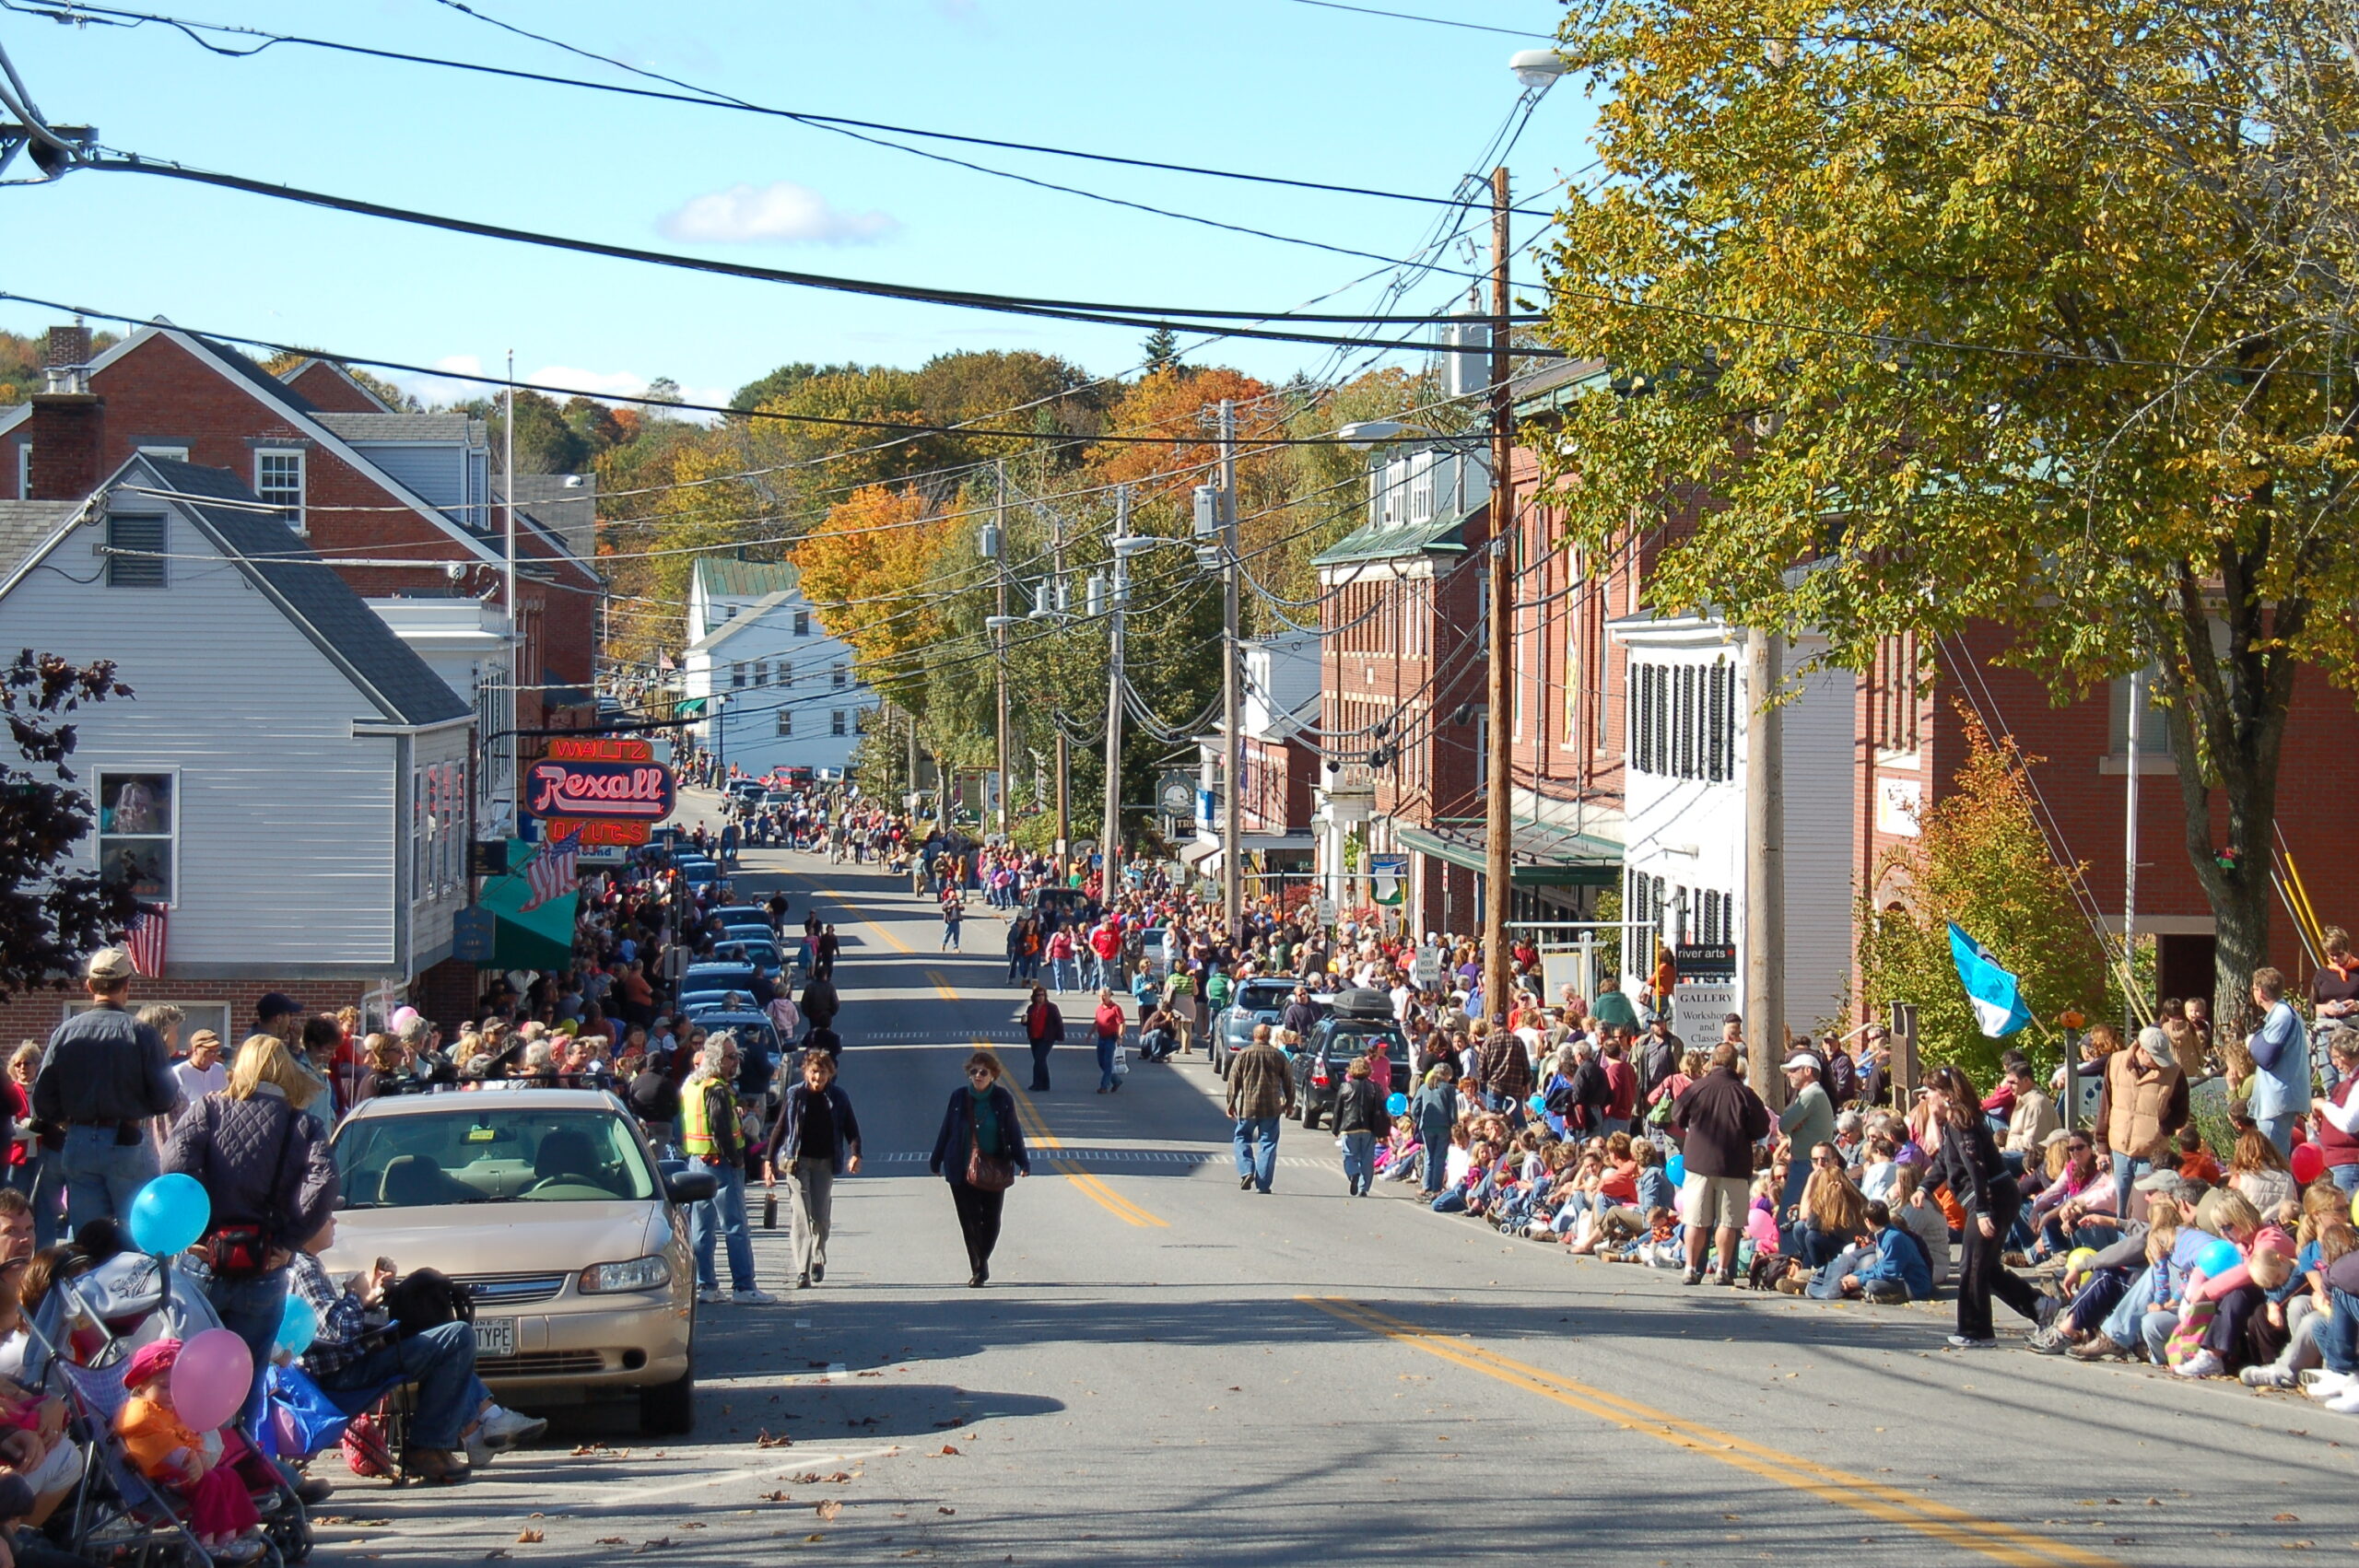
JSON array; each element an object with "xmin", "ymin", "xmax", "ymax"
[
  {"xmin": 928, "ymin": 1052, "xmax": 1029, "ymax": 1287},
  {"xmin": 159, "ymin": 1035, "xmax": 338, "ymax": 1435}
]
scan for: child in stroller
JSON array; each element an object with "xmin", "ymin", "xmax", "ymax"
[{"xmin": 116, "ymin": 1340, "xmax": 266, "ymax": 1564}]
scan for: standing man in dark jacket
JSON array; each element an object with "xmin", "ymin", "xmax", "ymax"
[
  {"xmin": 800, "ymin": 965, "xmax": 840, "ymax": 1043},
  {"xmin": 1332, "ymin": 1056, "xmax": 1389, "ymax": 1197},
  {"xmin": 1022, "ymin": 985, "xmax": 1065, "ymax": 1092},
  {"xmin": 1668, "ymin": 1043, "xmax": 1773, "ymax": 1286},
  {"xmin": 762, "ymin": 1052, "xmax": 862, "ymax": 1290},
  {"xmin": 1558, "ymin": 1040, "xmax": 1613, "ymax": 1135},
  {"xmin": 1281, "ymin": 987, "xmax": 1325, "ymax": 1041},
  {"xmin": 1226, "ymin": 1024, "xmax": 1295, "ymax": 1194},
  {"xmin": 34, "ymin": 947, "xmax": 179, "ymax": 1233}
]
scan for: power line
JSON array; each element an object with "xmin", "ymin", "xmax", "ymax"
[
  {"xmin": 6, "ymin": 0, "xmax": 1567, "ymax": 218},
  {"xmin": 1280, "ymin": 0, "xmax": 1558, "ymax": 41}
]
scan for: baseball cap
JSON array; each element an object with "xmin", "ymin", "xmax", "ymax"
[
  {"xmin": 255, "ymin": 991, "xmax": 300, "ymax": 1022},
  {"xmin": 84, "ymin": 947, "xmax": 136, "ymax": 983},
  {"xmin": 1782, "ymin": 1052, "xmax": 1821, "ymax": 1072},
  {"xmin": 2133, "ymin": 1168, "xmax": 2193, "ymax": 1198},
  {"xmin": 2137, "ymin": 1024, "xmax": 2177, "ymax": 1068}
]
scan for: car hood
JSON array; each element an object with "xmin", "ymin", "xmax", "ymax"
[{"xmin": 324, "ymin": 1200, "xmax": 664, "ymax": 1281}]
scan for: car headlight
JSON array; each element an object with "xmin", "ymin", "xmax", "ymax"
[{"xmin": 580, "ymin": 1255, "xmax": 672, "ymax": 1293}]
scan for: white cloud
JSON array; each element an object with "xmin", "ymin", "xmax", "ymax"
[{"xmin": 656, "ymin": 181, "xmax": 900, "ymax": 246}]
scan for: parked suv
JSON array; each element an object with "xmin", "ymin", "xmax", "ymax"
[
  {"xmin": 1213, "ymin": 977, "xmax": 1300, "ymax": 1078},
  {"xmin": 1292, "ymin": 990, "xmax": 1407, "ymax": 1130}
]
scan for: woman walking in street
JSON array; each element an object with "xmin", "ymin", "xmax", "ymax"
[
  {"xmin": 1092, "ymin": 989, "xmax": 1126, "ymax": 1094},
  {"xmin": 1334, "ymin": 1056, "xmax": 1388, "ymax": 1196},
  {"xmin": 763, "ymin": 1051, "xmax": 862, "ymax": 1290},
  {"xmin": 1023, "ymin": 985, "xmax": 1064, "ymax": 1093},
  {"xmin": 929, "ymin": 1051, "xmax": 1029, "ymax": 1286},
  {"xmin": 942, "ymin": 893, "xmax": 964, "ymax": 952},
  {"xmin": 1923, "ymin": 1063, "xmax": 2050, "ymax": 1348}
]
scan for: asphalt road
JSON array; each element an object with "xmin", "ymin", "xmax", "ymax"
[{"xmin": 305, "ymin": 828, "xmax": 2356, "ymax": 1568}]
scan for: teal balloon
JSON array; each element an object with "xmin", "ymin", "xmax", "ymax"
[
  {"xmin": 1386, "ymin": 1093, "xmax": 1409, "ymax": 1117},
  {"xmin": 1666, "ymin": 1153, "xmax": 1686, "ymax": 1186},
  {"xmin": 276, "ymin": 1293, "xmax": 318, "ymax": 1356},
  {"xmin": 128, "ymin": 1173, "xmax": 210, "ymax": 1257},
  {"xmin": 2198, "ymin": 1239, "xmax": 2242, "ymax": 1279}
]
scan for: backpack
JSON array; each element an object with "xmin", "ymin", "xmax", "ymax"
[{"xmin": 383, "ymin": 1268, "xmax": 474, "ymax": 1340}]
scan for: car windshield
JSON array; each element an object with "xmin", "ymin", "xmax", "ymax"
[
  {"xmin": 334, "ymin": 1106, "xmax": 658, "ymax": 1209},
  {"xmin": 1238, "ymin": 981, "xmax": 1295, "ymax": 1012},
  {"xmin": 685, "ymin": 965, "xmax": 756, "ymax": 989}
]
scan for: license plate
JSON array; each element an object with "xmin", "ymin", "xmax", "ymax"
[{"xmin": 475, "ymin": 1316, "xmax": 515, "ymax": 1358}]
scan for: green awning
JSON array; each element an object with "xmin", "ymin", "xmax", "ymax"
[
  {"xmin": 1397, "ymin": 820, "xmax": 1621, "ymax": 888},
  {"xmin": 675, "ymin": 696, "xmax": 709, "ymax": 720},
  {"xmin": 475, "ymin": 844, "xmax": 579, "ymax": 968}
]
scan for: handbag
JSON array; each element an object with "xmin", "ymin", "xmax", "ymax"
[{"xmin": 963, "ymin": 1103, "xmax": 1015, "ymax": 1191}]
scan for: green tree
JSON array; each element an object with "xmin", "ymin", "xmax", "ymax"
[
  {"xmin": 0, "ymin": 652, "xmax": 141, "ymax": 1000},
  {"xmin": 1856, "ymin": 709, "xmax": 2111, "ymax": 1078},
  {"xmin": 1140, "ymin": 326, "xmax": 1180, "ymax": 375},
  {"xmin": 1538, "ymin": 0, "xmax": 2359, "ymax": 1030}
]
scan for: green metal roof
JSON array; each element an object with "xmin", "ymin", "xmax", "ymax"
[
  {"xmin": 693, "ymin": 556, "xmax": 800, "ymax": 599},
  {"xmin": 1398, "ymin": 818, "xmax": 1622, "ymax": 887},
  {"xmin": 1310, "ymin": 509, "xmax": 1470, "ymax": 568}
]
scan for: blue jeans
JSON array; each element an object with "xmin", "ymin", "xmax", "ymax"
[
  {"xmin": 2318, "ymin": 1286, "xmax": 2359, "ymax": 1376},
  {"xmin": 2331, "ymin": 1164, "xmax": 2359, "ymax": 1198},
  {"xmin": 689, "ymin": 1159, "xmax": 757, "ymax": 1292},
  {"xmin": 60, "ymin": 1126, "xmax": 158, "ymax": 1233},
  {"xmin": 2099, "ymin": 1264, "xmax": 2156, "ymax": 1351},
  {"xmin": 2111, "ymin": 1155, "xmax": 2153, "ymax": 1222},
  {"xmin": 1050, "ymin": 957, "xmax": 1080, "ymax": 992},
  {"xmin": 2252, "ymin": 1111, "xmax": 2295, "ymax": 1158},
  {"xmin": 206, "ymin": 1269, "xmax": 288, "ymax": 1437},
  {"xmin": 1097, "ymin": 1036, "xmax": 1119, "ymax": 1091},
  {"xmin": 1341, "ymin": 1130, "xmax": 1376, "ymax": 1194},
  {"xmin": 316, "ymin": 1320, "xmax": 489, "ymax": 1452},
  {"xmin": 1233, "ymin": 1116, "xmax": 1279, "ymax": 1192}
]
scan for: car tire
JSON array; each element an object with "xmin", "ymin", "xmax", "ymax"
[{"xmin": 639, "ymin": 1359, "xmax": 696, "ymax": 1435}]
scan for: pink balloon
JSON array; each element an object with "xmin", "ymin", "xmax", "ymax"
[
  {"xmin": 168, "ymin": 1328, "xmax": 253, "ymax": 1433},
  {"xmin": 2291, "ymin": 1141, "xmax": 2326, "ymax": 1186}
]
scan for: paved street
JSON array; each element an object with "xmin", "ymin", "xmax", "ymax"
[{"xmin": 297, "ymin": 835, "xmax": 2352, "ymax": 1568}]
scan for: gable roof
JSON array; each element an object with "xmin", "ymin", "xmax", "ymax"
[
  {"xmin": 1310, "ymin": 507, "xmax": 1471, "ymax": 568},
  {"xmin": 685, "ymin": 589, "xmax": 802, "ymax": 656},
  {"xmin": 0, "ymin": 323, "xmax": 504, "ymax": 567},
  {"xmin": 312, "ymin": 413, "xmax": 482, "ymax": 443},
  {"xmin": 277, "ymin": 357, "xmax": 398, "ymax": 414},
  {"xmin": 123, "ymin": 458, "xmax": 472, "ymax": 728},
  {"xmin": 693, "ymin": 556, "xmax": 799, "ymax": 600}
]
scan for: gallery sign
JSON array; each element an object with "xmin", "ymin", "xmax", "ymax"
[{"xmin": 524, "ymin": 758, "xmax": 675, "ymax": 823}]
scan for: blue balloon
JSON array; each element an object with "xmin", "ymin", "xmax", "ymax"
[
  {"xmin": 2198, "ymin": 1238, "xmax": 2242, "ymax": 1279},
  {"xmin": 1666, "ymin": 1153, "xmax": 1686, "ymax": 1187},
  {"xmin": 127, "ymin": 1173, "xmax": 210, "ymax": 1257},
  {"xmin": 1528, "ymin": 1094, "xmax": 1550, "ymax": 1117},
  {"xmin": 276, "ymin": 1293, "xmax": 318, "ymax": 1356},
  {"xmin": 1386, "ymin": 1092, "xmax": 1409, "ymax": 1117}
]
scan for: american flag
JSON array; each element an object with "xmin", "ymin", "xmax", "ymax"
[
  {"xmin": 522, "ymin": 828, "xmax": 581, "ymax": 911},
  {"xmin": 124, "ymin": 905, "xmax": 169, "ymax": 977}
]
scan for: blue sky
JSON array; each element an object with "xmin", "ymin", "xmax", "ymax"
[{"xmin": 0, "ymin": 0, "xmax": 1590, "ymax": 409}]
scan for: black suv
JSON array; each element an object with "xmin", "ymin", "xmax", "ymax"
[{"xmin": 1291, "ymin": 991, "xmax": 1407, "ymax": 1130}]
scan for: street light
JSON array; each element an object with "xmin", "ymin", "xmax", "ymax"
[{"xmin": 1508, "ymin": 49, "xmax": 1568, "ymax": 91}]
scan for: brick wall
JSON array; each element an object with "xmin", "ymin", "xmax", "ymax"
[{"xmin": 0, "ymin": 976, "xmax": 367, "ymax": 1050}]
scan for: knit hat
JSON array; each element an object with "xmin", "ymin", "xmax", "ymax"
[
  {"xmin": 2252, "ymin": 1224, "xmax": 2297, "ymax": 1260},
  {"xmin": 123, "ymin": 1338, "xmax": 182, "ymax": 1390}
]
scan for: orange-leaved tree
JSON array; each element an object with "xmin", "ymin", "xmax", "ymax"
[{"xmin": 792, "ymin": 485, "xmax": 962, "ymax": 712}]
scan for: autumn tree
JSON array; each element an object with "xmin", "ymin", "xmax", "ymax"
[
  {"xmin": 0, "ymin": 652, "xmax": 140, "ymax": 1000},
  {"xmin": 1537, "ymin": 0, "xmax": 2359, "ymax": 1027},
  {"xmin": 790, "ymin": 485, "xmax": 958, "ymax": 711},
  {"xmin": 1857, "ymin": 709, "xmax": 2112, "ymax": 1077}
]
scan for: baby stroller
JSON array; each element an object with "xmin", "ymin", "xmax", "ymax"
[{"xmin": 23, "ymin": 1255, "xmax": 312, "ymax": 1566}]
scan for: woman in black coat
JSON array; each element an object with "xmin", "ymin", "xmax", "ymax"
[
  {"xmin": 928, "ymin": 1051, "xmax": 1029, "ymax": 1286},
  {"xmin": 1021, "ymin": 984, "xmax": 1064, "ymax": 1093},
  {"xmin": 1922, "ymin": 1063, "xmax": 2048, "ymax": 1347}
]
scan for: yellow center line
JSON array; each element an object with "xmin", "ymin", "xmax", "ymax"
[
  {"xmin": 1305, "ymin": 1298, "xmax": 2121, "ymax": 1568},
  {"xmin": 913, "ymin": 969, "xmax": 1167, "ymax": 1230}
]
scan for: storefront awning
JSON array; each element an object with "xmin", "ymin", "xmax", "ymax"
[
  {"xmin": 475, "ymin": 845, "xmax": 580, "ymax": 969},
  {"xmin": 1397, "ymin": 819, "xmax": 1621, "ymax": 888}
]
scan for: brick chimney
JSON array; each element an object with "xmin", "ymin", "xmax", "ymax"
[
  {"xmin": 27, "ymin": 324, "xmax": 101, "ymax": 500},
  {"xmin": 41, "ymin": 324, "xmax": 91, "ymax": 370}
]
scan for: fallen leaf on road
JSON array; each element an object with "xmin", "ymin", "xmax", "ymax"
[
  {"xmin": 756, "ymin": 1430, "xmax": 794, "ymax": 1448},
  {"xmin": 827, "ymin": 1470, "xmax": 851, "ymax": 1482},
  {"xmin": 937, "ymin": 1507, "xmax": 956, "ymax": 1515},
  {"xmin": 2276, "ymin": 1515, "xmax": 2301, "ymax": 1523},
  {"xmin": 594, "ymin": 1539, "xmax": 626, "ymax": 1547},
  {"xmin": 761, "ymin": 1492, "xmax": 793, "ymax": 1504},
  {"xmin": 934, "ymin": 1445, "xmax": 961, "ymax": 1457},
  {"xmin": 816, "ymin": 1501, "xmax": 842, "ymax": 1523},
  {"xmin": 805, "ymin": 1534, "xmax": 825, "ymax": 1544},
  {"xmin": 631, "ymin": 1541, "xmax": 670, "ymax": 1555},
  {"xmin": 857, "ymin": 1370, "xmax": 883, "ymax": 1378},
  {"xmin": 517, "ymin": 1530, "xmax": 545, "ymax": 1544}
]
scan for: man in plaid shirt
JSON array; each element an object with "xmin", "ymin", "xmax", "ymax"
[{"xmin": 285, "ymin": 1223, "xmax": 545, "ymax": 1477}]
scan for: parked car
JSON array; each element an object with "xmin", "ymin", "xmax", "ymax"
[
  {"xmin": 1213, "ymin": 977, "xmax": 1301, "ymax": 1078},
  {"xmin": 681, "ymin": 960, "xmax": 759, "ymax": 1002},
  {"xmin": 1293, "ymin": 991, "xmax": 1408, "ymax": 1130},
  {"xmin": 709, "ymin": 906, "xmax": 774, "ymax": 938},
  {"xmin": 712, "ymin": 936, "xmax": 785, "ymax": 976},
  {"xmin": 323, "ymin": 1087, "xmax": 712, "ymax": 1434}
]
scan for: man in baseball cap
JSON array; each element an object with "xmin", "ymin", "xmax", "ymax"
[{"xmin": 30, "ymin": 947, "xmax": 179, "ymax": 1235}]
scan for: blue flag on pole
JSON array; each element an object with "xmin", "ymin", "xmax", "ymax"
[{"xmin": 1948, "ymin": 923, "xmax": 2032, "ymax": 1038}]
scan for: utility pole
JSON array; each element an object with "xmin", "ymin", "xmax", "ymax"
[
  {"xmin": 2122, "ymin": 661, "xmax": 2142, "ymax": 1038},
  {"xmin": 1051, "ymin": 498, "xmax": 1071, "ymax": 861},
  {"xmin": 503, "ymin": 348, "xmax": 520, "ymax": 825},
  {"xmin": 1219, "ymin": 398, "xmax": 1244, "ymax": 941},
  {"xmin": 1743, "ymin": 625, "xmax": 1786, "ymax": 1101},
  {"xmin": 1481, "ymin": 164, "xmax": 1515, "ymax": 1024},
  {"xmin": 993, "ymin": 460, "xmax": 1012, "ymax": 840},
  {"xmin": 1102, "ymin": 486, "xmax": 1130, "ymax": 907}
]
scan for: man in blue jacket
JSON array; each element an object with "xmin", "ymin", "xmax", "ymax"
[
  {"xmin": 2248, "ymin": 966, "xmax": 2309, "ymax": 1155},
  {"xmin": 1850, "ymin": 1200, "xmax": 1933, "ymax": 1304},
  {"xmin": 762, "ymin": 1051, "xmax": 863, "ymax": 1290}
]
